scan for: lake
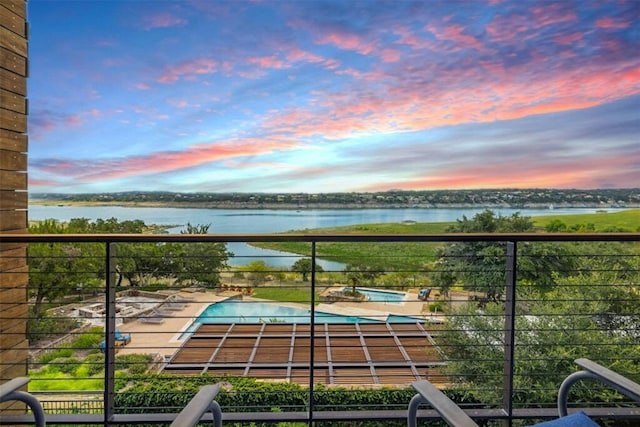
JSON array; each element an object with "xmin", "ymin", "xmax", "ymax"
[{"xmin": 29, "ymin": 205, "xmax": 618, "ymax": 269}]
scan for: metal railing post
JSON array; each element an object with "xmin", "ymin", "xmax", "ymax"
[
  {"xmin": 308, "ymin": 241, "xmax": 317, "ymax": 426},
  {"xmin": 104, "ymin": 242, "xmax": 117, "ymax": 425},
  {"xmin": 502, "ymin": 241, "xmax": 517, "ymax": 426}
]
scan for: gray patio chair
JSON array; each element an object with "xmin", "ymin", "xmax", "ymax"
[
  {"xmin": 170, "ymin": 384, "xmax": 222, "ymax": 427},
  {"xmin": 162, "ymin": 301, "xmax": 187, "ymax": 311},
  {"xmin": 168, "ymin": 294, "xmax": 195, "ymax": 303},
  {"xmin": 0, "ymin": 377, "xmax": 46, "ymax": 427},
  {"xmin": 152, "ymin": 307, "xmax": 175, "ymax": 317},
  {"xmin": 407, "ymin": 358, "xmax": 640, "ymax": 427},
  {"xmin": 139, "ymin": 315, "xmax": 165, "ymax": 324}
]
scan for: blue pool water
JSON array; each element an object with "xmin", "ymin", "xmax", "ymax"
[
  {"xmin": 349, "ymin": 287, "xmax": 406, "ymax": 305},
  {"xmin": 194, "ymin": 301, "xmax": 384, "ymax": 324},
  {"xmin": 180, "ymin": 300, "xmax": 416, "ymax": 339}
]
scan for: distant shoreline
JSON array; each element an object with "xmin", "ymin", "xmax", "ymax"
[{"xmin": 28, "ymin": 199, "xmax": 639, "ymax": 210}]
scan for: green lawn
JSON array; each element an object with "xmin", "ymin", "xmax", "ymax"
[
  {"xmin": 252, "ymin": 209, "xmax": 639, "ymax": 269},
  {"xmin": 252, "ymin": 285, "xmax": 316, "ymax": 304},
  {"xmin": 532, "ymin": 208, "xmax": 640, "ymax": 231}
]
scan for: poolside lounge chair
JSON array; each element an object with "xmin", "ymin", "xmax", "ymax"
[
  {"xmin": 0, "ymin": 377, "xmax": 46, "ymax": 427},
  {"xmin": 140, "ymin": 315, "xmax": 165, "ymax": 324},
  {"xmin": 407, "ymin": 358, "xmax": 640, "ymax": 427},
  {"xmin": 168, "ymin": 294, "xmax": 195, "ymax": 303},
  {"xmin": 152, "ymin": 307, "xmax": 175, "ymax": 317},
  {"xmin": 162, "ymin": 301, "xmax": 187, "ymax": 311}
]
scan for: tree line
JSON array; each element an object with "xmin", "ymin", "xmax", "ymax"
[{"xmin": 32, "ymin": 188, "xmax": 640, "ymax": 208}]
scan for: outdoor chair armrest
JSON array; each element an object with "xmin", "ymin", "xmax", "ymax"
[
  {"xmin": 558, "ymin": 358, "xmax": 640, "ymax": 417},
  {"xmin": 170, "ymin": 384, "xmax": 222, "ymax": 427},
  {"xmin": 407, "ymin": 379, "xmax": 478, "ymax": 427},
  {"xmin": 0, "ymin": 377, "xmax": 46, "ymax": 427}
]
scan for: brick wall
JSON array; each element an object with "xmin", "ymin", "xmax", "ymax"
[{"xmin": 0, "ymin": 0, "xmax": 28, "ymax": 386}]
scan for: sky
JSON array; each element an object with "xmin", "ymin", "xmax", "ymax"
[{"xmin": 27, "ymin": 0, "xmax": 640, "ymax": 194}]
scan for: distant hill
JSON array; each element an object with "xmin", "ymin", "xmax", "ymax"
[{"xmin": 29, "ymin": 189, "xmax": 640, "ymax": 209}]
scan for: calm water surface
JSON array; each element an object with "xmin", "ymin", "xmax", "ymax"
[
  {"xmin": 29, "ymin": 205, "xmax": 612, "ymax": 233},
  {"xmin": 29, "ymin": 205, "xmax": 620, "ymax": 269}
]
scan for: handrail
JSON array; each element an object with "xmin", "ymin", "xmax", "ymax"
[
  {"xmin": 169, "ymin": 384, "xmax": 222, "ymax": 427},
  {"xmin": 0, "ymin": 378, "xmax": 46, "ymax": 427},
  {"xmin": 407, "ymin": 379, "xmax": 478, "ymax": 427},
  {"xmin": 1, "ymin": 232, "xmax": 638, "ymax": 425},
  {"xmin": 1, "ymin": 232, "xmax": 639, "ymax": 243},
  {"xmin": 558, "ymin": 358, "xmax": 640, "ymax": 417}
]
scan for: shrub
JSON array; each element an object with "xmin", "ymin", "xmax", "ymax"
[
  {"xmin": 83, "ymin": 353, "xmax": 105, "ymax": 376},
  {"xmin": 116, "ymin": 354, "xmax": 154, "ymax": 374},
  {"xmin": 70, "ymin": 327, "xmax": 104, "ymax": 350},
  {"xmin": 28, "ymin": 307, "xmax": 77, "ymax": 342},
  {"xmin": 39, "ymin": 348, "xmax": 74, "ymax": 364},
  {"xmin": 428, "ymin": 301, "xmax": 445, "ymax": 313},
  {"xmin": 56, "ymin": 357, "xmax": 81, "ymax": 374}
]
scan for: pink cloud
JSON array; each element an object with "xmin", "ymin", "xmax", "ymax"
[
  {"xmin": 316, "ymin": 32, "xmax": 376, "ymax": 55},
  {"xmin": 166, "ymin": 98, "xmax": 190, "ymax": 108},
  {"xmin": 362, "ymin": 153, "xmax": 640, "ymax": 192},
  {"xmin": 34, "ymin": 138, "xmax": 303, "ymax": 183},
  {"xmin": 248, "ymin": 55, "xmax": 288, "ymax": 69},
  {"xmin": 62, "ymin": 115, "xmax": 80, "ymax": 127},
  {"xmin": 142, "ymin": 12, "xmax": 187, "ymax": 30},
  {"xmin": 530, "ymin": 4, "xmax": 577, "ymax": 28},
  {"xmin": 28, "ymin": 178, "xmax": 63, "ymax": 187},
  {"xmin": 157, "ymin": 58, "xmax": 218, "ymax": 83},
  {"xmin": 486, "ymin": 14, "xmax": 534, "ymax": 44},
  {"xmin": 286, "ymin": 48, "xmax": 330, "ymax": 66},
  {"xmin": 554, "ymin": 32, "xmax": 583, "ymax": 45},
  {"xmin": 595, "ymin": 17, "xmax": 631, "ymax": 29},
  {"xmin": 380, "ymin": 48, "xmax": 400, "ymax": 62},
  {"xmin": 426, "ymin": 23, "xmax": 486, "ymax": 52},
  {"xmin": 393, "ymin": 27, "xmax": 420, "ymax": 47}
]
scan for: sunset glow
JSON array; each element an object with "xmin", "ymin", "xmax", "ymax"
[{"xmin": 28, "ymin": 0, "xmax": 640, "ymax": 193}]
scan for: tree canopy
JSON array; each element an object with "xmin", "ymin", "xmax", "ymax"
[{"xmin": 432, "ymin": 210, "xmax": 577, "ymax": 301}]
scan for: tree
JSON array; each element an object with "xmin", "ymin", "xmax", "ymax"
[
  {"xmin": 345, "ymin": 263, "xmax": 382, "ymax": 295},
  {"xmin": 291, "ymin": 258, "xmax": 324, "ymax": 282},
  {"xmin": 432, "ymin": 210, "xmax": 576, "ymax": 301},
  {"xmin": 245, "ymin": 260, "xmax": 271, "ymax": 286},
  {"xmin": 113, "ymin": 242, "xmax": 167, "ymax": 287},
  {"xmin": 174, "ymin": 223, "xmax": 231, "ymax": 287},
  {"xmin": 442, "ymin": 277, "xmax": 639, "ymax": 407},
  {"xmin": 28, "ymin": 220, "xmax": 100, "ymax": 318},
  {"xmin": 439, "ymin": 237, "xmax": 640, "ymax": 407}
]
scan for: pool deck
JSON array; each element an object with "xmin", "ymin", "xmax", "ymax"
[
  {"xmin": 115, "ymin": 291, "xmax": 236, "ymax": 357},
  {"xmin": 115, "ymin": 288, "xmax": 435, "ymax": 358}
]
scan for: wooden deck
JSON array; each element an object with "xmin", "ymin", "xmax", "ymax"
[{"xmin": 163, "ymin": 322, "xmax": 445, "ymax": 386}]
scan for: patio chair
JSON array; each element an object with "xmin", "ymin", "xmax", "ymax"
[
  {"xmin": 152, "ymin": 307, "xmax": 175, "ymax": 317},
  {"xmin": 170, "ymin": 384, "xmax": 222, "ymax": 427},
  {"xmin": 0, "ymin": 377, "xmax": 46, "ymax": 427},
  {"xmin": 168, "ymin": 294, "xmax": 195, "ymax": 303},
  {"xmin": 139, "ymin": 315, "xmax": 165, "ymax": 324},
  {"xmin": 162, "ymin": 301, "xmax": 187, "ymax": 311},
  {"xmin": 407, "ymin": 358, "xmax": 640, "ymax": 427},
  {"xmin": 114, "ymin": 329, "xmax": 131, "ymax": 345}
]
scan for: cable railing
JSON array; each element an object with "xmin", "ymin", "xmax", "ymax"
[{"xmin": 0, "ymin": 232, "xmax": 638, "ymax": 426}]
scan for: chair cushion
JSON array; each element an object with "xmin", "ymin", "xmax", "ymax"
[{"xmin": 530, "ymin": 411, "xmax": 599, "ymax": 427}]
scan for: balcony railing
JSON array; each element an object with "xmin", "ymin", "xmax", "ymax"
[{"xmin": 0, "ymin": 232, "xmax": 639, "ymax": 426}]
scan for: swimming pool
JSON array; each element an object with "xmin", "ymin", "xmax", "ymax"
[
  {"xmin": 346, "ymin": 287, "xmax": 406, "ymax": 305},
  {"xmin": 194, "ymin": 301, "xmax": 385, "ymax": 324},
  {"xmin": 180, "ymin": 300, "xmax": 414, "ymax": 339}
]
